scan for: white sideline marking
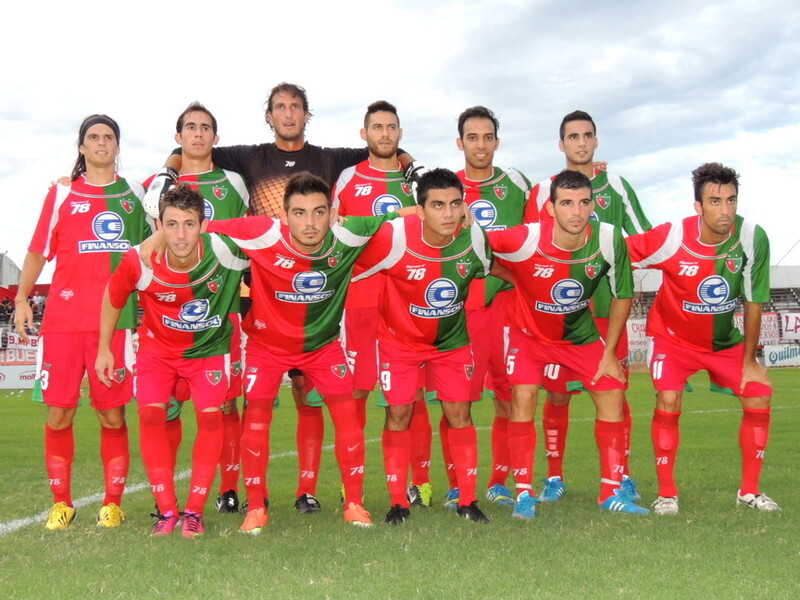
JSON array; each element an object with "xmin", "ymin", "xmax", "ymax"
[{"xmin": 2, "ymin": 403, "xmax": 796, "ymax": 536}]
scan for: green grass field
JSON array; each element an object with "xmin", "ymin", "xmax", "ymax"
[{"xmin": 0, "ymin": 370, "xmax": 798, "ymax": 600}]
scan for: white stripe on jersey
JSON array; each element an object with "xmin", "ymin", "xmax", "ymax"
[
  {"xmin": 630, "ymin": 222, "xmax": 682, "ymax": 269},
  {"xmin": 469, "ymin": 222, "xmax": 493, "ymax": 274},
  {"xmin": 597, "ymin": 223, "xmax": 619, "ymax": 293},
  {"xmin": 739, "ymin": 220, "xmax": 759, "ymax": 301},
  {"xmin": 210, "ymin": 234, "xmax": 250, "ymax": 272},
  {"xmin": 351, "ymin": 219, "xmax": 406, "ymax": 282},
  {"xmin": 222, "ymin": 169, "xmax": 251, "ymax": 209},
  {"xmin": 606, "ymin": 173, "xmax": 648, "ymax": 234},
  {"xmin": 493, "ymin": 223, "xmax": 542, "ymax": 263},
  {"xmin": 226, "ymin": 218, "xmax": 283, "ymax": 251}
]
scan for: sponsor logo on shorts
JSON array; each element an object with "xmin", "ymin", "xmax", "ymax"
[
  {"xmin": 683, "ymin": 276, "xmax": 735, "ymax": 314},
  {"xmin": 536, "ymin": 279, "xmax": 589, "ymax": 314},
  {"xmin": 277, "ymin": 271, "xmax": 334, "ymax": 303},
  {"xmin": 79, "ymin": 212, "xmax": 131, "ymax": 253},
  {"xmin": 372, "ymin": 194, "xmax": 403, "ymax": 215},
  {"xmin": 163, "ymin": 299, "xmax": 222, "ymax": 331},
  {"xmin": 411, "ymin": 278, "xmax": 463, "ymax": 318},
  {"xmin": 60, "ymin": 289, "xmax": 74, "ymax": 301},
  {"xmin": 469, "ymin": 200, "xmax": 506, "ymax": 231}
]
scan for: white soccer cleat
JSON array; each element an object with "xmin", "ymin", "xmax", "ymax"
[
  {"xmin": 652, "ymin": 496, "xmax": 679, "ymax": 515},
  {"xmin": 736, "ymin": 491, "xmax": 780, "ymax": 511}
]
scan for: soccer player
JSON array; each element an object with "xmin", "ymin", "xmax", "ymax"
[
  {"xmin": 531, "ymin": 110, "xmax": 651, "ymax": 503},
  {"xmin": 15, "ymin": 114, "xmax": 150, "ymax": 530},
  {"xmin": 352, "ymin": 168, "xmax": 494, "ymax": 525},
  {"xmin": 144, "ymin": 102, "xmax": 250, "ymax": 515},
  {"xmin": 199, "ymin": 172, "xmax": 409, "ymax": 533},
  {"xmin": 146, "ymin": 83, "xmax": 421, "ymax": 514},
  {"xmin": 332, "ymin": 101, "xmax": 434, "ymax": 508},
  {"xmin": 448, "ymin": 106, "xmax": 536, "ymax": 509},
  {"xmin": 626, "ymin": 163, "xmax": 778, "ymax": 515},
  {"xmin": 489, "ymin": 170, "xmax": 649, "ymax": 518},
  {"xmin": 97, "ymin": 185, "xmax": 248, "ymax": 537}
]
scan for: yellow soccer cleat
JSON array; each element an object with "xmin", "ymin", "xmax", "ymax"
[
  {"xmin": 96, "ymin": 503, "xmax": 125, "ymax": 528},
  {"xmin": 45, "ymin": 502, "xmax": 76, "ymax": 531}
]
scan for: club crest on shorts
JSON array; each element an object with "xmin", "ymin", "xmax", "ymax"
[
  {"xmin": 213, "ymin": 186, "xmax": 228, "ymax": 200},
  {"xmin": 726, "ymin": 256, "xmax": 742, "ymax": 273},
  {"xmin": 230, "ymin": 361, "xmax": 242, "ymax": 376},
  {"xmin": 595, "ymin": 194, "xmax": 610, "ymax": 209},
  {"xmin": 464, "ymin": 364, "xmax": 474, "ymax": 379},
  {"xmin": 111, "ymin": 368, "xmax": 126, "ymax": 383},
  {"xmin": 493, "ymin": 185, "xmax": 507, "ymax": 200},
  {"xmin": 120, "ymin": 200, "xmax": 133, "ymax": 214},
  {"xmin": 206, "ymin": 370, "xmax": 223, "ymax": 385},
  {"xmin": 331, "ymin": 364, "xmax": 347, "ymax": 378}
]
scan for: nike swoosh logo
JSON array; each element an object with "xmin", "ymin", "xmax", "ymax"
[
  {"xmin": 347, "ymin": 444, "xmax": 360, "ymax": 452},
  {"xmin": 247, "ymin": 449, "xmax": 262, "ymax": 457}
]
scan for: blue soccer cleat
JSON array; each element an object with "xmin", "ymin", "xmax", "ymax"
[
  {"xmin": 621, "ymin": 475, "xmax": 641, "ymax": 501},
  {"xmin": 599, "ymin": 489, "xmax": 649, "ymax": 514},
  {"xmin": 538, "ymin": 476, "xmax": 566, "ymax": 502},
  {"xmin": 443, "ymin": 487, "xmax": 459, "ymax": 511},
  {"xmin": 486, "ymin": 483, "xmax": 515, "ymax": 507},
  {"xmin": 511, "ymin": 491, "xmax": 540, "ymax": 519}
]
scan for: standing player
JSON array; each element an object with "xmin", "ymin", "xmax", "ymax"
[
  {"xmin": 353, "ymin": 168, "xmax": 493, "ymax": 525},
  {"xmin": 626, "ymin": 163, "xmax": 777, "ymax": 515},
  {"xmin": 531, "ymin": 110, "xmax": 651, "ymax": 503},
  {"xmin": 15, "ymin": 115, "xmax": 150, "ymax": 530},
  {"xmin": 97, "ymin": 185, "xmax": 248, "ymax": 537},
  {"xmin": 201, "ymin": 172, "xmax": 411, "ymax": 533},
  {"xmin": 489, "ymin": 170, "xmax": 649, "ymax": 518},
  {"xmin": 146, "ymin": 83, "xmax": 421, "ymax": 514},
  {"xmin": 332, "ymin": 101, "xmax": 433, "ymax": 508},
  {"xmin": 144, "ymin": 102, "xmax": 250, "ymax": 515},
  {"xmin": 449, "ymin": 106, "xmax": 536, "ymax": 509}
]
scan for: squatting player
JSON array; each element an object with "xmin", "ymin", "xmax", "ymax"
[
  {"xmin": 626, "ymin": 162, "xmax": 778, "ymax": 515},
  {"xmin": 531, "ymin": 110, "xmax": 651, "ymax": 503},
  {"xmin": 488, "ymin": 170, "xmax": 649, "ymax": 518},
  {"xmin": 97, "ymin": 185, "xmax": 248, "ymax": 537},
  {"xmin": 15, "ymin": 115, "xmax": 150, "ymax": 530},
  {"xmin": 448, "ymin": 106, "xmax": 536, "ymax": 510},
  {"xmin": 144, "ymin": 102, "xmax": 250, "ymax": 515},
  {"xmin": 353, "ymin": 168, "xmax": 494, "ymax": 525}
]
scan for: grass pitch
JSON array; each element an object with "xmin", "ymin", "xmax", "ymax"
[{"xmin": 0, "ymin": 370, "xmax": 798, "ymax": 599}]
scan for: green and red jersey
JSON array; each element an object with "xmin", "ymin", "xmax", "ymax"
[
  {"xmin": 206, "ymin": 214, "xmax": 394, "ymax": 354},
  {"xmin": 458, "ymin": 166, "xmax": 534, "ymax": 309},
  {"xmin": 144, "ymin": 167, "xmax": 249, "ymax": 221},
  {"xmin": 627, "ymin": 214, "xmax": 770, "ymax": 352},
  {"xmin": 108, "ymin": 233, "xmax": 248, "ymax": 359},
  {"xmin": 489, "ymin": 219, "xmax": 633, "ymax": 346},
  {"xmin": 29, "ymin": 176, "xmax": 151, "ymax": 333},
  {"xmin": 333, "ymin": 159, "xmax": 416, "ymax": 309},
  {"xmin": 353, "ymin": 216, "xmax": 493, "ymax": 352}
]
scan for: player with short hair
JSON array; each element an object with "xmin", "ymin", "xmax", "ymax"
[
  {"xmin": 445, "ymin": 105, "xmax": 536, "ymax": 510},
  {"xmin": 144, "ymin": 102, "xmax": 250, "ymax": 515},
  {"xmin": 530, "ymin": 110, "xmax": 651, "ymax": 503},
  {"xmin": 489, "ymin": 170, "xmax": 649, "ymax": 518},
  {"xmin": 97, "ymin": 184, "xmax": 248, "ymax": 536},
  {"xmin": 15, "ymin": 114, "xmax": 150, "ymax": 530},
  {"xmin": 353, "ymin": 168, "xmax": 494, "ymax": 524},
  {"xmin": 626, "ymin": 162, "xmax": 777, "ymax": 515}
]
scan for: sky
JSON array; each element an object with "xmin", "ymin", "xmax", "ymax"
[{"xmin": 2, "ymin": 0, "xmax": 799, "ymax": 283}]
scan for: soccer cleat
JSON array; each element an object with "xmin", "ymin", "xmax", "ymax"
[
  {"xmin": 45, "ymin": 502, "xmax": 76, "ymax": 531},
  {"xmin": 96, "ymin": 503, "xmax": 125, "ymax": 528},
  {"xmin": 150, "ymin": 511, "xmax": 180, "ymax": 536},
  {"xmin": 384, "ymin": 504, "xmax": 411, "ymax": 526},
  {"xmin": 215, "ymin": 490, "xmax": 240, "ymax": 514},
  {"xmin": 408, "ymin": 483, "xmax": 433, "ymax": 508},
  {"xmin": 652, "ymin": 496, "xmax": 680, "ymax": 515},
  {"xmin": 239, "ymin": 507, "xmax": 269, "ymax": 535},
  {"xmin": 294, "ymin": 493, "xmax": 321, "ymax": 514},
  {"xmin": 344, "ymin": 502, "xmax": 373, "ymax": 528},
  {"xmin": 486, "ymin": 483, "xmax": 515, "ymax": 507},
  {"xmin": 181, "ymin": 511, "xmax": 204, "ymax": 538},
  {"xmin": 511, "ymin": 491, "xmax": 539, "ymax": 519},
  {"xmin": 457, "ymin": 501, "xmax": 491, "ymax": 524},
  {"xmin": 538, "ymin": 476, "xmax": 566, "ymax": 502},
  {"xmin": 599, "ymin": 489, "xmax": 649, "ymax": 514},
  {"xmin": 736, "ymin": 491, "xmax": 780, "ymax": 511},
  {"xmin": 239, "ymin": 497, "xmax": 269, "ymax": 514},
  {"xmin": 443, "ymin": 487, "xmax": 459, "ymax": 511},
  {"xmin": 621, "ymin": 475, "xmax": 642, "ymax": 501}
]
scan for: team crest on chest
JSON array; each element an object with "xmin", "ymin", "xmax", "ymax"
[
  {"xmin": 493, "ymin": 185, "xmax": 507, "ymax": 200},
  {"xmin": 206, "ymin": 370, "xmax": 223, "ymax": 385},
  {"xmin": 120, "ymin": 200, "xmax": 133, "ymax": 214},
  {"xmin": 213, "ymin": 186, "xmax": 228, "ymax": 200},
  {"xmin": 585, "ymin": 262, "xmax": 601, "ymax": 279},
  {"xmin": 207, "ymin": 276, "xmax": 222, "ymax": 293},
  {"xmin": 328, "ymin": 253, "xmax": 343, "ymax": 268},
  {"xmin": 595, "ymin": 194, "xmax": 610, "ymax": 209},
  {"xmin": 331, "ymin": 364, "xmax": 347, "ymax": 378},
  {"xmin": 401, "ymin": 183, "xmax": 411, "ymax": 196},
  {"xmin": 457, "ymin": 262, "xmax": 469, "ymax": 278},
  {"xmin": 726, "ymin": 256, "xmax": 742, "ymax": 273}
]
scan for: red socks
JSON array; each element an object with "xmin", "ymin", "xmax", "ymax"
[
  {"xmin": 448, "ymin": 425, "xmax": 478, "ymax": 506},
  {"xmin": 100, "ymin": 424, "xmax": 129, "ymax": 506},
  {"xmin": 295, "ymin": 405, "xmax": 323, "ymax": 497},
  {"xmin": 219, "ymin": 408, "xmax": 241, "ymax": 494},
  {"xmin": 165, "ymin": 417, "xmax": 183, "ymax": 473},
  {"xmin": 408, "ymin": 398, "xmax": 432, "ymax": 486},
  {"xmin": 507, "ymin": 420, "xmax": 536, "ymax": 494},
  {"xmin": 45, "ymin": 423, "xmax": 74, "ymax": 505},
  {"xmin": 184, "ymin": 411, "xmax": 224, "ymax": 514},
  {"xmin": 595, "ymin": 419, "xmax": 625, "ymax": 502},
  {"xmin": 651, "ymin": 409, "xmax": 680, "ymax": 497},
  {"xmin": 325, "ymin": 394, "xmax": 366, "ymax": 505},
  {"xmin": 138, "ymin": 406, "xmax": 179, "ymax": 516},
  {"xmin": 439, "ymin": 415, "xmax": 457, "ymax": 489},
  {"xmin": 622, "ymin": 399, "xmax": 633, "ymax": 477},
  {"xmin": 240, "ymin": 404, "xmax": 274, "ymax": 512},
  {"xmin": 383, "ymin": 429, "xmax": 411, "ymax": 507},
  {"xmin": 488, "ymin": 416, "xmax": 510, "ymax": 488},
  {"xmin": 543, "ymin": 401, "xmax": 569, "ymax": 479},
  {"xmin": 739, "ymin": 407, "xmax": 771, "ymax": 495}
]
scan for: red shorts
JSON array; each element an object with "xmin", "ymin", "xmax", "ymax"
[
  {"xmin": 540, "ymin": 317, "xmax": 629, "ymax": 394},
  {"xmin": 378, "ymin": 340, "xmax": 474, "ymax": 406},
  {"xmin": 506, "ymin": 327, "xmax": 626, "ymax": 392},
  {"xmin": 343, "ymin": 307, "xmax": 379, "ymax": 392},
  {"xmin": 136, "ymin": 352, "xmax": 229, "ymax": 411},
  {"xmin": 648, "ymin": 336, "xmax": 772, "ymax": 397},
  {"xmin": 36, "ymin": 330, "xmax": 133, "ymax": 409},
  {"xmin": 467, "ymin": 290, "xmax": 511, "ymax": 402},
  {"xmin": 243, "ymin": 340, "xmax": 353, "ymax": 408}
]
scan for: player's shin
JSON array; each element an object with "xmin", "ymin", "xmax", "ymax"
[
  {"xmin": 383, "ymin": 429, "xmax": 412, "ymax": 507},
  {"xmin": 651, "ymin": 410, "xmax": 681, "ymax": 497},
  {"xmin": 326, "ymin": 394, "xmax": 366, "ymax": 504},
  {"xmin": 138, "ymin": 406, "xmax": 179, "ymax": 515},
  {"xmin": 507, "ymin": 420, "xmax": 537, "ymax": 496},
  {"xmin": 240, "ymin": 404, "xmax": 273, "ymax": 512},
  {"xmin": 739, "ymin": 406, "xmax": 771, "ymax": 495},
  {"xmin": 100, "ymin": 424, "xmax": 129, "ymax": 506},
  {"xmin": 595, "ymin": 419, "xmax": 625, "ymax": 502},
  {"xmin": 295, "ymin": 405, "xmax": 323, "ymax": 497},
  {"xmin": 45, "ymin": 424, "xmax": 75, "ymax": 505},
  {"xmin": 185, "ymin": 411, "xmax": 224, "ymax": 514},
  {"xmin": 448, "ymin": 425, "xmax": 478, "ymax": 506}
]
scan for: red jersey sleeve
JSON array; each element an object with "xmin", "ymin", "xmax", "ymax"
[
  {"xmin": 29, "ymin": 185, "xmax": 62, "ymax": 261},
  {"xmin": 626, "ymin": 222, "xmax": 672, "ymax": 267},
  {"xmin": 352, "ymin": 220, "xmax": 395, "ymax": 278},
  {"xmin": 107, "ymin": 249, "xmax": 141, "ymax": 309},
  {"xmin": 206, "ymin": 215, "xmax": 276, "ymax": 240}
]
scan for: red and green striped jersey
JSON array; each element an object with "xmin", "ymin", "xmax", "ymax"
[
  {"xmin": 531, "ymin": 168, "xmax": 651, "ymax": 318},
  {"xmin": 458, "ymin": 166, "xmax": 534, "ymax": 309},
  {"xmin": 144, "ymin": 167, "xmax": 249, "ymax": 221},
  {"xmin": 353, "ymin": 216, "xmax": 493, "ymax": 352},
  {"xmin": 29, "ymin": 176, "xmax": 151, "ymax": 333},
  {"xmin": 206, "ymin": 214, "xmax": 395, "ymax": 354},
  {"xmin": 489, "ymin": 219, "xmax": 633, "ymax": 346},
  {"xmin": 627, "ymin": 215, "xmax": 770, "ymax": 352},
  {"xmin": 333, "ymin": 159, "xmax": 416, "ymax": 309},
  {"xmin": 108, "ymin": 234, "xmax": 248, "ymax": 359}
]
